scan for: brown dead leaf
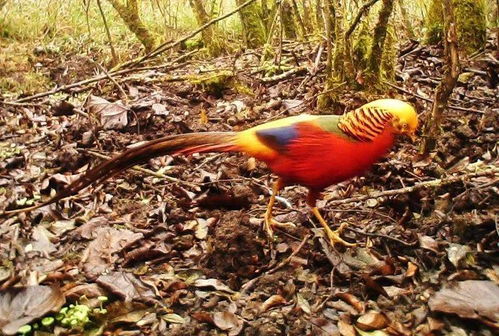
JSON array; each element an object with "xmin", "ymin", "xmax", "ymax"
[
  {"xmin": 260, "ymin": 295, "xmax": 287, "ymax": 313},
  {"xmin": 30, "ymin": 226, "xmax": 56, "ymax": 254},
  {"xmin": 213, "ymin": 311, "xmax": 243, "ymax": 336},
  {"xmin": 338, "ymin": 320, "xmax": 356, "ymax": 336},
  {"xmin": 194, "ymin": 278, "xmax": 236, "ymax": 294},
  {"xmin": 418, "ymin": 235, "xmax": 439, "ymax": 253},
  {"xmin": 335, "ymin": 292, "xmax": 365, "ymax": 313},
  {"xmin": 296, "ymin": 293, "xmax": 311, "ymax": 314},
  {"xmin": 405, "ymin": 262, "xmax": 418, "ymax": 278},
  {"xmin": 86, "ymin": 95, "xmax": 128, "ymax": 130},
  {"xmin": 82, "ymin": 227, "xmax": 143, "ymax": 277},
  {"xmin": 356, "ymin": 310, "xmax": 389, "ymax": 331},
  {"xmin": 97, "ymin": 272, "xmax": 155, "ymax": 303},
  {"xmin": 428, "ymin": 280, "xmax": 499, "ymax": 323},
  {"xmin": 0, "ymin": 286, "xmax": 65, "ymax": 335}
]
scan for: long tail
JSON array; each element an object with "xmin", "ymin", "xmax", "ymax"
[{"xmin": 4, "ymin": 132, "xmax": 238, "ymax": 215}]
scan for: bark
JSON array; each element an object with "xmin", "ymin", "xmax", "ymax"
[
  {"xmin": 281, "ymin": 0, "xmax": 298, "ymax": 39},
  {"xmin": 397, "ymin": 0, "xmax": 415, "ymax": 39},
  {"xmin": 332, "ymin": 0, "xmax": 345, "ymax": 81},
  {"xmin": 0, "ymin": 0, "xmax": 8, "ymax": 11},
  {"xmin": 189, "ymin": 0, "xmax": 223, "ymax": 56},
  {"xmin": 420, "ymin": 0, "xmax": 460, "ymax": 155},
  {"xmin": 236, "ymin": 0, "xmax": 266, "ymax": 48},
  {"xmin": 425, "ymin": 0, "xmax": 487, "ymax": 54},
  {"xmin": 290, "ymin": 0, "xmax": 306, "ymax": 38},
  {"xmin": 106, "ymin": 0, "xmax": 157, "ymax": 52},
  {"xmin": 302, "ymin": 0, "xmax": 314, "ymax": 32},
  {"xmin": 366, "ymin": 0, "xmax": 394, "ymax": 85},
  {"xmin": 344, "ymin": 0, "xmax": 380, "ymax": 84}
]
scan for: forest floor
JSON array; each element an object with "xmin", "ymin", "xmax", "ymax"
[{"xmin": 0, "ymin": 37, "xmax": 498, "ymax": 336}]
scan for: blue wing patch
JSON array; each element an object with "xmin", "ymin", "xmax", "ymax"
[{"xmin": 255, "ymin": 125, "xmax": 298, "ymax": 152}]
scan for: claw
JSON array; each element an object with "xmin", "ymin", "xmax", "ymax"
[
  {"xmin": 311, "ymin": 207, "xmax": 356, "ymax": 248},
  {"xmin": 264, "ymin": 215, "xmax": 296, "ymax": 239}
]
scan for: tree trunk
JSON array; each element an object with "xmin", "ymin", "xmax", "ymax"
[
  {"xmin": 0, "ymin": 0, "xmax": 8, "ymax": 11},
  {"xmin": 397, "ymin": 0, "xmax": 415, "ymax": 39},
  {"xmin": 366, "ymin": 0, "xmax": 394, "ymax": 85},
  {"xmin": 302, "ymin": 0, "xmax": 314, "ymax": 33},
  {"xmin": 420, "ymin": 0, "xmax": 460, "ymax": 155},
  {"xmin": 425, "ymin": 0, "xmax": 487, "ymax": 54},
  {"xmin": 106, "ymin": 0, "xmax": 157, "ymax": 53},
  {"xmin": 281, "ymin": 0, "xmax": 298, "ymax": 39},
  {"xmin": 189, "ymin": 0, "xmax": 223, "ymax": 56},
  {"xmin": 290, "ymin": 0, "xmax": 306, "ymax": 38},
  {"xmin": 236, "ymin": 0, "xmax": 266, "ymax": 48}
]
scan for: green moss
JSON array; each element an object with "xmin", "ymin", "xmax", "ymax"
[
  {"xmin": 424, "ymin": 0, "xmax": 487, "ymax": 54},
  {"xmin": 237, "ymin": 0, "xmax": 266, "ymax": 48},
  {"xmin": 189, "ymin": 70, "xmax": 234, "ymax": 97},
  {"xmin": 352, "ymin": 22, "xmax": 371, "ymax": 72},
  {"xmin": 381, "ymin": 25, "xmax": 397, "ymax": 82}
]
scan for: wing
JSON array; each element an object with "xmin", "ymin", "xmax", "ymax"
[{"xmin": 255, "ymin": 125, "xmax": 299, "ymax": 153}]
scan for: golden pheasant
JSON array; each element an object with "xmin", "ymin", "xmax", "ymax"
[{"xmin": 5, "ymin": 99, "xmax": 418, "ymax": 246}]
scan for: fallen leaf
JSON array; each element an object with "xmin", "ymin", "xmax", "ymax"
[
  {"xmin": 30, "ymin": 226, "xmax": 56, "ymax": 254},
  {"xmin": 195, "ymin": 218, "xmax": 209, "ymax": 240},
  {"xmin": 356, "ymin": 310, "xmax": 389, "ymax": 331},
  {"xmin": 82, "ymin": 227, "xmax": 143, "ymax": 277},
  {"xmin": 86, "ymin": 95, "xmax": 128, "ymax": 130},
  {"xmin": 419, "ymin": 235, "xmax": 439, "ymax": 253},
  {"xmin": 0, "ymin": 286, "xmax": 65, "ymax": 335},
  {"xmin": 405, "ymin": 262, "xmax": 418, "ymax": 278},
  {"xmin": 111, "ymin": 309, "xmax": 149, "ymax": 323},
  {"xmin": 260, "ymin": 295, "xmax": 287, "ymax": 313},
  {"xmin": 194, "ymin": 278, "xmax": 236, "ymax": 294},
  {"xmin": 428, "ymin": 280, "xmax": 499, "ymax": 323},
  {"xmin": 338, "ymin": 320, "xmax": 356, "ymax": 336},
  {"xmin": 213, "ymin": 311, "xmax": 243, "ymax": 336},
  {"xmin": 96, "ymin": 272, "xmax": 155, "ymax": 303},
  {"xmin": 446, "ymin": 243, "xmax": 473, "ymax": 268},
  {"xmin": 296, "ymin": 293, "xmax": 311, "ymax": 314},
  {"xmin": 162, "ymin": 313, "xmax": 185, "ymax": 324},
  {"xmin": 335, "ymin": 292, "xmax": 365, "ymax": 313},
  {"xmin": 355, "ymin": 326, "xmax": 389, "ymax": 336}
]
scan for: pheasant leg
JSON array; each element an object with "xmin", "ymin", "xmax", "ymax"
[
  {"xmin": 308, "ymin": 191, "xmax": 355, "ymax": 247},
  {"xmin": 264, "ymin": 179, "xmax": 295, "ymax": 239}
]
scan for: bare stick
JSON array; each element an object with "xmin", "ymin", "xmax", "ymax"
[
  {"xmin": 326, "ymin": 167, "xmax": 498, "ymax": 207},
  {"xmin": 11, "ymin": 51, "xmax": 196, "ymax": 103},
  {"xmin": 97, "ymin": 0, "xmax": 118, "ymax": 65},
  {"xmin": 384, "ymin": 81, "xmax": 485, "ymax": 114}
]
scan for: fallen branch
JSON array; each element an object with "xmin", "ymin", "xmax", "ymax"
[
  {"xmin": 326, "ymin": 167, "xmax": 498, "ymax": 206},
  {"xmin": 260, "ymin": 66, "xmax": 308, "ymax": 83},
  {"xmin": 11, "ymin": 51, "xmax": 197, "ymax": 103}
]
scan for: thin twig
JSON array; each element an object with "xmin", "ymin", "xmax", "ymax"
[
  {"xmin": 346, "ymin": 227, "xmax": 417, "ymax": 246},
  {"xmin": 96, "ymin": 0, "xmax": 118, "ymax": 65},
  {"xmin": 12, "ymin": 51, "xmax": 197, "ymax": 103},
  {"xmin": 268, "ymin": 234, "xmax": 311, "ymax": 274},
  {"xmin": 384, "ymin": 81, "xmax": 485, "ymax": 114},
  {"xmin": 326, "ymin": 167, "xmax": 498, "ymax": 207}
]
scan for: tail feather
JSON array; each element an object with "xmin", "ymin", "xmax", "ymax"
[{"xmin": 4, "ymin": 132, "xmax": 238, "ymax": 214}]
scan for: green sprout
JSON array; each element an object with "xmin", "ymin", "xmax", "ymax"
[
  {"xmin": 17, "ymin": 325, "xmax": 31, "ymax": 335},
  {"xmin": 57, "ymin": 304, "xmax": 91, "ymax": 328},
  {"xmin": 41, "ymin": 317, "xmax": 55, "ymax": 327}
]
